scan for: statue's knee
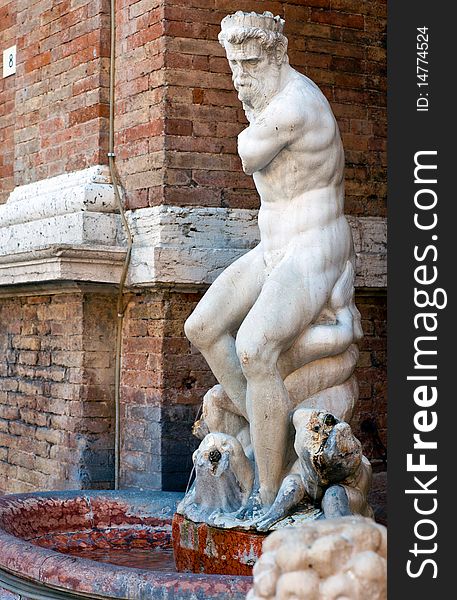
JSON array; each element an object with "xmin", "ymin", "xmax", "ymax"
[
  {"xmin": 184, "ymin": 311, "xmax": 215, "ymax": 350},
  {"xmin": 203, "ymin": 384, "xmax": 225, "ymax": 408},
  {"xmin": 183, "ymin": 312, "xmax": 200, "ymax": 345},
  {"xmin": 236, "ymin": 335, "xmax": 275, "ymax": 378},
  {"xmin": 236, "ymin": 337, "xmax": 258, "ymax": 375}
]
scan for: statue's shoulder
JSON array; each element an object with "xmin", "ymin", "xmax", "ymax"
[
  {"xmin": 288, "ymin": 70, "xmax": 331, "ymax": 108},
  {"xmin": 252, "ymin": 71, "xmax": 330, "ymax": 138},
  {"xmin": 282, "ymin": 71, "xmax": 338, "ymax": 135},
  {"xmin": 270, "ymin": 72, "xmax": 327, "ymax": 129}
]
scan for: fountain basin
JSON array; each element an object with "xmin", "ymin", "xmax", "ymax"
[{"xmin": 0, "ymin": 490, "xmax": 252, "ymax": 600}]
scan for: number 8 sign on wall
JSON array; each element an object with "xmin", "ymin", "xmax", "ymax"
[{"xmin": 2, "ymin": 46, "xmax": 16, "ymax": 78}]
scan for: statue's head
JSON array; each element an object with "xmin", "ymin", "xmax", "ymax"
[{"xmin": 219, "ymin": 11, "xmax": 288, "ymax": 114}]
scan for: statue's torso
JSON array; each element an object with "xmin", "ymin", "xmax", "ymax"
[{"xmin": 244, "ymin": 71, "xmax": 351, "ymax": 266}]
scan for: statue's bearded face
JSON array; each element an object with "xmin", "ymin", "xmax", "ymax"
[{"xmin": 224, "ymin": 39, "xmax": 282, "ymax": 114}]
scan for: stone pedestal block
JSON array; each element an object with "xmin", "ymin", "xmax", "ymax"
[{"xmin": 172, "ymin": 513, "xmax": 266, "ymax": 576}]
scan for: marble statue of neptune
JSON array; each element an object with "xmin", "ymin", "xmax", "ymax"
[{"xmin": 184, "ymin": 11, "xmax": 363, "ymax": 522}]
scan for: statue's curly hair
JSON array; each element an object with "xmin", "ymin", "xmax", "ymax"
[{"xmin": 218, "ymin": 26, "xmax": 288, "ymax": 56}]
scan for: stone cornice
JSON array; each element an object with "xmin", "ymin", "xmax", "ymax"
[
  {"xmin": 0, "ymin": 169, "xmax": 386, "ymax": 291},
  {"xmin": 127, "ymin": 206, "xmax": 387, "ymax": 289}
]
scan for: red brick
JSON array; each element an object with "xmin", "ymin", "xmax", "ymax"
[
  {"xmin": 164, "ymin": 119, "xmax": 193, "ymax": 136},
  {"xmin": 24, "ymin": 51, "xmax": 52, "ymax": 73},
  {"xmin": 164, "ymin": 20, "xmax": 210, "ymax": 39},
  {"xmin": 122, "ymin": 370, "xmax": 162, "ymax": 388},
  {"xmin": 127, "ymin": 21, "xmax": 164, "ymax": 50},
  {"xmin": 68, "ymin": 104, "xmax": 109, "ymax": 127},
  {"xmin": 118, "ymin": 120, "xmax": 163, "ymax": 144},
  {"xmin": 209, "ymin": 56, "xmax": 231, "ymax": 74},
  {"xmin": 165, "ymin": 5, "xmax": 226, "ymax": 26},
  {"xmin": 165, "ymin": 135, "xmax": 236, "ymax": 154},
  {"xmin": 123, "ymin": 336, "xmax": 162, "ymax": 354},
  {"xmin": 164, "ymin": 185, "xmax": 221, "ymax": 207},
  {"xmin": 310, "ymin": 9, "xmax": 364, "ymax": 29}
]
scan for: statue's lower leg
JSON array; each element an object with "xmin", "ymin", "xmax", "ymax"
[{"xmin": 245, "ymin": 369, "xmax": 292, "ymax": 508}]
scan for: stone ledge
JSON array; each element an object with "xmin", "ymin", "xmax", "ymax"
[
  {"xmin": 127, "ymin": 206, "xmax": 387, "ymax": 289},
  {"xmin": 0, "ymin": 167, "xmax": 126, "ymax": 289},
  {"xmin": 0, "ymin": 212, "xmax": 124, "ymax": 256},
  {"xmin": 0, "ymin": 245, "xmax": 127, "ymax": 287},
  {"xmin": 0, "ymin": 209, "xmax": 386, "ymax": 290},
  {"xmin": 0, "ymin": 165, "xmax": 118, "ymax": 227},
  {"xmin": 0, "ymin": 169, "xmax": 386, "ymax": 290}
]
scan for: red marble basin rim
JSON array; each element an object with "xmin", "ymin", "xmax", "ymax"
[{"xmin": 0, "ymin": 490, "xmax": 252, "ymax": 600}]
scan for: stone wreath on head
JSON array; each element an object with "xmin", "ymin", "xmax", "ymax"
[{"xmin": 218, "ymin": 10, "xmax": 288, "ymax": 62}]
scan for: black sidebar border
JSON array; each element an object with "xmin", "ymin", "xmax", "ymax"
[{"xmin": 388, "ymin": 1, "xmax": 453, "ymax": 596}]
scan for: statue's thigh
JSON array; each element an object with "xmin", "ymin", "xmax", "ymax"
[
  {"xmin": 193, "ymin": 246, "xmax": 265, "ymax": 329},
  {"xmin": 239, "ymin": 251, "xmax": 338, "ymax": 350}
]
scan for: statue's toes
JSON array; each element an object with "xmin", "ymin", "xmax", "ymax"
[
  {"xmin": 255, "ymin": 515, "xmax": 276, "ymax": 532},
  {"xmin": 234, "ymin": 505, "xmax": 249, "ymax": 519},
  {"xmin": 255, "ymin": 519, "xmax": 270, "ymax": 532},
  {"xmin": 254, "ymin": 506, "xmax": 283, "ymax": 531}
]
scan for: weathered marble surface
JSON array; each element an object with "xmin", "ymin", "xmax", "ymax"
[
  {"xmin": 179, "ymin": 11, "xmax": 372, "ymax": 530},
  {"xmin": 247, "ymin": 517, "xmax": 387, "ymax": 600}
]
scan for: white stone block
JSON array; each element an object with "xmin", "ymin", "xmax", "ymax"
[{"xmin": 0, "ymin": 165, "xmax": 118, "ymax": 227}]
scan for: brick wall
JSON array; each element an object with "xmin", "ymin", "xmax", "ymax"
[
  {"xmin": 114, "ymin": 0, "xmax": 166, "ymax": 209},
  {"xmin": 0, "ymin": 0, "xmax": 110, "ymax": 196},
  {"xmin": 120, "ymin": 290, "xmax": 215, "ymax": 490},
  {"xmin": 1, "ymin": 1, "xmax": 386, "ymax": 212},
  {"xmin": 0, "ymin": 291, "xmax": 116, "ymax": 494},
  {"xmin": 0, "ymin": 1, "xmax": 16, "ymax": 204}
]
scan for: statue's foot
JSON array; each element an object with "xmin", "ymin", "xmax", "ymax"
[
  {"xmin": 237, "ymin": 489, "xmax": 292, "ymax": 532},
  {"xmin": 251, "ymin": 474, "xmax": 306, "ymax": 531},
  {"xmin": 255, "ymin": 508, "xmax": 284, "ymax": 532},
  {"xmin": 234, "ymin": 492, "xmax": 262, "ymax": 521},
  {"xmin": 234, "ymin": 505, "xmax": 249, "ymax": 520}
]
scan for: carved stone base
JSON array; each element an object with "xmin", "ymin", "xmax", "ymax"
[{"xmin": 172, "ymin": 513, "xmax": 267, "ymax": 575}]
